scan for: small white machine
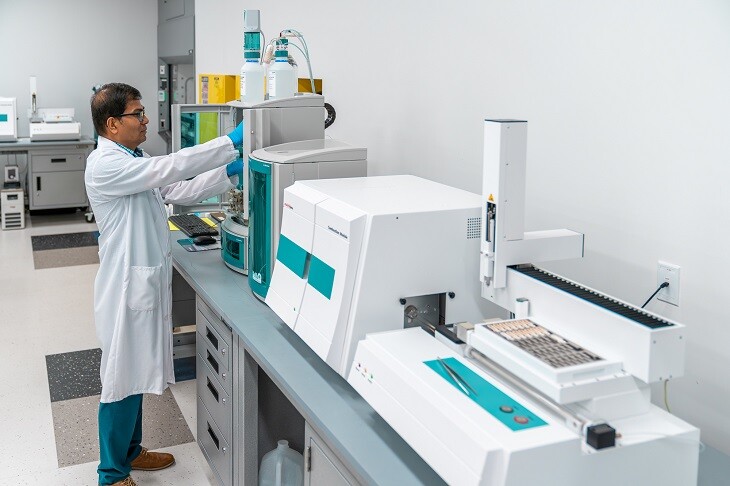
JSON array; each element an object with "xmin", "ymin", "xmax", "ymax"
[
  {"xmin": 28, "ymin": 77, "xmax": 81, "ymax": 141},
  {"xmin": 346, "ymin": 120, "xmax": 700, "ymax": 485},
  {"xmin": 29, "ymin": 108, "xmax": 81, "ymax": 141},
  {"xmin": 1, "ymin": 188, "xmax": 24, "ymax": 229},
  {"xmin": 0, "ymin": 97, "xmax": 18, "ymax": 142},
  {"xmin": 266, "ymin": 175, "xmax": 499, "ymax": 376},
  {"xmin": 4, "ymin": 166, "xmax": 19, "ymax": 185}
]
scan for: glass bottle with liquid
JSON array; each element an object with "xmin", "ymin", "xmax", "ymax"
[{"xmin": 267, "ymin": 39, "xmax": 297, "ymax": 100}]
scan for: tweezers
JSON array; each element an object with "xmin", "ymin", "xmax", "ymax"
[{"xmin": 437, "ymin": 357, "xmax": 478, "ymax": 396}]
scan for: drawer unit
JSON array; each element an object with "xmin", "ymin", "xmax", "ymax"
[
  {"xmin": 197, "ymin": 352, "xmax": 232, "ymax": 441},
  {"xmin": 29, "ymin": 151, "xmax": 85, "ymax": 172},
  {"xmin": 198, "ymin": 396, "xmax": 232, "ymax": 486},
  {"xmin": 197, "ymin": 327, "xmax": 233, "ymax": 395},
  {"xmin": 197, "ymin": 309, "xmax": 232, "ymax": 377},
  {"xmin": 196, "ymin": 297, "xmax": 233, "ymax": 347}
]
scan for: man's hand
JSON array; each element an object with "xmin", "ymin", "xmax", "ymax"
[
  {"xmin": 227, "ymin": 121, "xmax": 244, "ymax": 147},
  {"xmin": 226, "ymin": 157, "xmax": 243, "ymax": 178}
]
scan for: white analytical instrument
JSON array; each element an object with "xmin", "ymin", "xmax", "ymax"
[
  {"xmin": 266, "ymin": 175, "xmax": 499, "ymax": 376},
  {"xmin": 346, "ymin": 120, "xmax": 699, "ymax": 485},
  {"xmin": 248, "ymin": 139, "xmax": 367, "ymax": 301},
  {"xmin": 28, "ymin": 77, "xmax": 80, "ymax": 141},
  {"xmin": 29, "ymin": 108, "xmax": 81, "ymax": 141},
  {"xmin": 0, "ymin": 97, "xmax": 18, "ymax": 142}
]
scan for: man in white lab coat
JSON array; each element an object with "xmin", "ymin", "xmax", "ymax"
[{"xmin": 85, "ymin": 83, "xmax": 243, "ymax": 486}]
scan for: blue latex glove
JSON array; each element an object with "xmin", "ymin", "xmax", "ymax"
[
  {"xmin": 227, "ymin": 120, "xmax": 244, "ymax": 147},
  {"xmin": 226, "ymin": 157, "xmax": 243, "ymax": 179}
]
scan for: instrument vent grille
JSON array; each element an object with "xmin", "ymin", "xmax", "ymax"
[{"xmin": 466, "ymin": 217, "xmax": 481, "ymax": 239}]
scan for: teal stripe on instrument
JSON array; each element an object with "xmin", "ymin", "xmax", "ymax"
[
  {"xmin": 308, "ymin": 255, "xmax": 335, "ymax": 299},
  {"xmin": 275, "ymin": 234, "xmax": 308, "ymax": 278},
  {"xmin": 424, "ymin": 357, "xmax": 547, "ymax": 431},
  {"xmin": 248, "ymin": 156, "xmax": 272, "ymax": 173},
  {"xmin": 0, "ymin": 114, "xmax": 7, "ymax": 122},
  {"xmin": 248, "ymin": 156, "xmax": 273, "ymax": 299}
]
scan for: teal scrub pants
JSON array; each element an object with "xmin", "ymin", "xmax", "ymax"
[{"xmin": 97, "ymin": 394, "xmax": 143, "ymax": 485}]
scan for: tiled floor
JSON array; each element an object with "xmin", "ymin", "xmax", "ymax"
[
  {"xmin": 46, "ymin": 348, "xmax": 103, "ymax": 402},
  {"xmin": 0, "ymin": 212, "xmax": 216, "ymax": 485},
  {"xmin": 31, "ymin": 230, "xmax": 101, "ymax": 269},
  {"xmin": 51, "ymin": 389, "xmax": 194, "ymax": 468}
]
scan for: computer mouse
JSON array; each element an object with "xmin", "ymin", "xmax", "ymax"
[{"xmin": 193, "ymin": 235, "xmax": 217, "ymax": 245}]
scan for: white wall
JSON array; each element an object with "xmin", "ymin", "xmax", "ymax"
[
  {"xmin": 0, "ymin": 0, "xmax": 166, "ymax": 155},
  {"xmin": 196, "ymin": 0, "xmax": 730, "ymax": 454}
]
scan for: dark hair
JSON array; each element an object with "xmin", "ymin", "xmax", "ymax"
[{"xmin": 90, "ymin": 83, "xmax": 142, "ymax": 136}]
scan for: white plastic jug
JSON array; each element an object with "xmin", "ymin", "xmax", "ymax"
[{"xmin": 259, "ymin": 440, "xmax": 304, "ymax": 486}]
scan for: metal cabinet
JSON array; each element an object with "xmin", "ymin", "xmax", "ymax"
[
  {"xmin": 28, "ymin": 144, "xmax": 92, "ymax": 210},
  {"xmin": 196, "ymin": 297, "xmax": 234, "ymax": 486},
  {"xmin": 305, "ymin": 423, "xmax": 360, "ymax": 486},
  {"xmin": 195, "ymin": 294, "xmax": 360, "ymax": 486},
  {"xmin": 0, "ymin": 138, "xmax": 93, "ymax": 211}
]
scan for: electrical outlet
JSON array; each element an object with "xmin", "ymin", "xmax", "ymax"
[{"xmin": 657, "ymin": 261, "xmax": 680, "ymax": 306}]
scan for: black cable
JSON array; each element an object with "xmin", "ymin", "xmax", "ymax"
[
  {"xmin": 324, "ymin": 103, "xmax": 336, "ymax": 129},
  {"xmin": 641, "ymin": 282, "xmax": 670, "ymax": 309}
]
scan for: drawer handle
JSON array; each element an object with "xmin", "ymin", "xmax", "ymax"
[
  {"xmin": 206, "ymin": 350, "xmax": 219, "ymax": 374},
  {"xmin": 207, "ymin": 423, "xmax": 220, "ymax": 450},
  {"xmin": 36, "ymin": 177, "xmax": 41, "ymax": 191},
  {"xmin": 206, "ymin": 377, "xmax": 219, "ymax": 402},
  {"xmin": 51, "ymin": 158, "xmax": 66, "ymax": 163},
  {"xmin": 205, "ymin": 326, "xmax": 219, "ymax": 351}
]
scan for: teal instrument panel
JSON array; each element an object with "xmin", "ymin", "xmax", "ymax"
[
  {"xmin": 275, "ymin": 234, "xmax": 336, "ymax": 300},
  {"xmin": 424, "ymin": 357, "xmax": 547, "ymax": 431}
]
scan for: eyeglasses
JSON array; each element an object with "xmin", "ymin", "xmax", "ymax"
[{"xmin": 113, "ymin": 110, "xmax": 146, "ymax": 122}]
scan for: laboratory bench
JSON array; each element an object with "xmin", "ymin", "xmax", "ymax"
[
  {"xmin": 171, "ymin": 232, "xmax": 730, "ymax": 486},
  {"xmin": 0, "ymin": 137, "xmax": 94, "ymax": 211},
  {"xmin": 170, "ymin": 232, "xmax": 444, "ymax": 486}
]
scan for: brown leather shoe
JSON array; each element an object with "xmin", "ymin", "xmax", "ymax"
[
  {"xmin": 111, "ymin": 477, "xmax": 137, "ymax": 486},
  {"xmin": 130, "ymin": 447, "xmax": 176, "ymax": 471}
]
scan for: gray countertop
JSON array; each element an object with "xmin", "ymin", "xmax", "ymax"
[
  {"xmin": 0, "ymin": 136, "xmax": 94, "ymax": 149},
  {"xmin": 171, "ymin": 233, "xmax": 444, "ymax": 486}
]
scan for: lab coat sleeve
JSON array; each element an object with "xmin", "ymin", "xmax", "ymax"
[
  {"xmin": 159, "ymin": 166, "xmax": 237, "ymax": 205},
  {"xmin": 90, "ymin": 136, "xmax": 237, "ymax": 197}
]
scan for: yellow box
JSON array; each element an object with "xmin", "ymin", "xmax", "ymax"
[
  {"xmin": 198, "ymin": 74, "xmax": 239, "ymax": 104},
  {"xmin": 298, "ymin": 78, "xmax": 323, "ymax": 95}
]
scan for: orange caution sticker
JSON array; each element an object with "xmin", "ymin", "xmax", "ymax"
[{"xmin": 488, "ymin": 194, "xmax": 494, "ymax": 202}]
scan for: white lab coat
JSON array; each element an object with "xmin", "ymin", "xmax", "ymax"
[{"xmin": 85, "ymin": 135, "xmax": 238, "ymax": 403}]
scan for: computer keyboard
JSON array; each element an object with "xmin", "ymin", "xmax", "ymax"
[{"xmin": 169, "ymin": 214, "xmax": 219, "ymax": 237}]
